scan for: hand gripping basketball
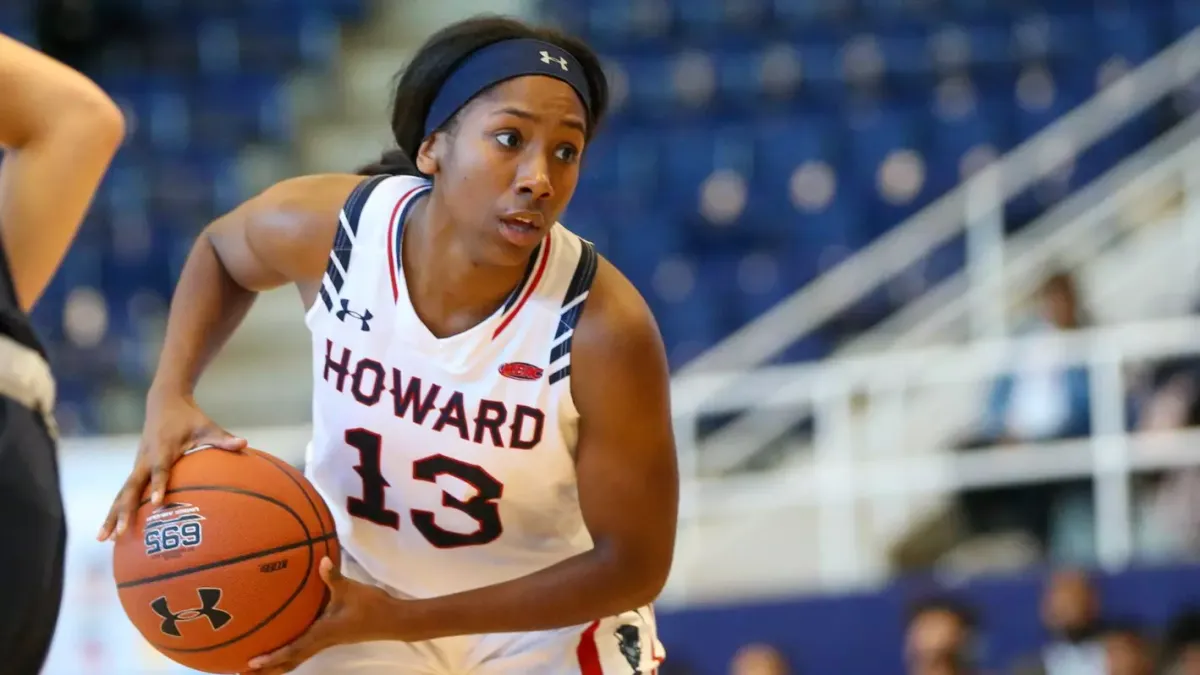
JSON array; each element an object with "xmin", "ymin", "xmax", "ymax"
[
  {"xmin": 98, "ymin": 394, "xmax": 247, "ymax": 541},
  {"xmin": 244, "ymin": 557, "xmax": 403, "ymax": 675}
]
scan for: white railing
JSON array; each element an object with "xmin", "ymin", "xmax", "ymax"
[
  {"xmin": 852, "ymin": 111, "xmax": 1200, "ymax": 351},
  {"xmin": 678, "ymin": 24, "xmax": 1200, "ymax": 377},
  {"xmin": 52, "ymin": 318, "xmax": 1200, "ymax": 605},
  {"xmin": 666, "ymin": 315, "xmax": 1200, "ymax": 598},
  {"xmin": 679, "ymin": 110, "xmax": 1200, "ymax": 475}
]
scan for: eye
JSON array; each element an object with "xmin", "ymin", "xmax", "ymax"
[
  {"xmin": 495, "ymin": 131, "xmax": 521, "ymax": 149},
  {"xmin": 555, "ymin": 144, "xmax": 580, "ymax": 163}
]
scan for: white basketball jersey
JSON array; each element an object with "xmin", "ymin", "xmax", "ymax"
[{"xmin": 302, "ymin": 175, "xmax": 599, "ymax": 600}]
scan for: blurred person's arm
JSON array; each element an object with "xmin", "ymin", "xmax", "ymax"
[{"xmin": 0, "ymin": 32, "xmax": 125, "ymax": 311}]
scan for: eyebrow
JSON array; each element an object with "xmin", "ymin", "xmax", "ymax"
[{"xmin": 493, "ymin": 107, "xmax": 586, "ymax": 134}]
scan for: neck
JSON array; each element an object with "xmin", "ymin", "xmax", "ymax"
[{"xmin": 401, "ymin": 195, "xmax": 529, "ymax": 329}]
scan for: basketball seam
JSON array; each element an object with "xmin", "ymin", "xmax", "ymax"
[{"xmin": 252, "ymin": 451, "xmax": 336, "ymax": 563}]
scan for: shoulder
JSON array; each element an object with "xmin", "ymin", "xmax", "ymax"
[
  {"xmin": 578, "ymin": 256, "xmax": 659, "ymax": 346},
  {"xmin": 206, "ymin": 173, "xmax": 379, "ymax": 292},
  {"xmin": 247, "ymin": 173, "xmax": 368, "ymax": 217},
  {"xmin": 214, "ymin": 173, "xmax": 378, "ymax": 252},
  {"xmin": 570, "ymin": 255, "xmax": 668, "ymax": 394}
]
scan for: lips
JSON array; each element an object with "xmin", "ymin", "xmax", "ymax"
[{"xmin": 497, "ymin": 212, "xmax": 545, "ymax": 247}]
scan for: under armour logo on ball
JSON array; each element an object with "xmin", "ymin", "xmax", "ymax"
[
  {"xmin": 540, "ymin": 50, "xmax": 569, "ymax": 71},
  {"xmin": 150, "ymin": 588, "xmax": 232, "ymax": 637},
  {"xmin": 336, "ymin": 298, "xmax": 374, "ymax": 332}
]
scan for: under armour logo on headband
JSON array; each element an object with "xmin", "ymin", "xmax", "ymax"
[
  {"xmin": 540, "ymin": 50, "xmax": 570, "ymax": 71},
  {"xmin": 424, "ymin": 39, "xmax": 592, "ymax": 137}
]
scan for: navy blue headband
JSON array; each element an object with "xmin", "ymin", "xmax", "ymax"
[{"xmin": 423, "ymin": 38, "xmax": 592, "ymax": 138}]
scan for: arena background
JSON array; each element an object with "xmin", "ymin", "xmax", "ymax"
[{"xmin": 13, "ymin": 0, "xmax": 1200, "ymax": 673}]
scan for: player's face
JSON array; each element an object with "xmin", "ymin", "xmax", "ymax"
[{"xmin": 424, "ymin": 75, "xmax": 587, "ymax": 266}]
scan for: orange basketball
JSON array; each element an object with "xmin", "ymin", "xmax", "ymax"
[{"xmin": 112, "ymin": 447, "xmax": 340, "ymax": 674}]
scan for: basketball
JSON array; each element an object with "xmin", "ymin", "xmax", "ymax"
[{"xmin": 112, "ymin": 447, "xmax": 340, "ymax": 674}]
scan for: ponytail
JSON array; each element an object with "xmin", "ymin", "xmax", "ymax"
[{"xmin": 356, "ymin": 148, "xmax": 420, "ymax": 176}]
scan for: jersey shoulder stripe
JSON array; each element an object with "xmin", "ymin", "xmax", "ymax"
[
  {"xmin": 318, "ymin": 175, "xmax": 389, "ymax": 312},
  {"xmin": 548, "ymin": 238, "xmax": 598, "ymax": 385}
]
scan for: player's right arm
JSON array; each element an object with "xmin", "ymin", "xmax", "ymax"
[
  {"xmin": 98, "ymin": 174, "xmax": 364, "ymax": 541},
  {"xmin": 0, "ymin": 33, "xmax": 125, "ymax": 311}
]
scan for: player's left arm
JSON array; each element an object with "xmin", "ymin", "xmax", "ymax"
[{"xmin": 401, "ymin": 256, "xmax": 679, "ymax": 638}]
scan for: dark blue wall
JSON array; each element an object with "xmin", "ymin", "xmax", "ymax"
[{"xmin": 658, "ymin": 564, "xmax": 1200, "ymax": 674}]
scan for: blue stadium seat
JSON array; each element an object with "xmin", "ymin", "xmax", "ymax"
[
  {"xmin": 1171, "ymin": 0, "xmax": 1200, "ymax": 38},
  {"xmin": 1094, "ymin": 9, "xmax": 1163, "ymax": 65},
  {"xmin": 646, "ymin": 257, "xmax": 725, "ymax": 369},
  {"xmin": 606, "ymin": 210, "xmax": 688, "ymax": 295},
  {"xmin": 842, "ymin": 104, "xmax": 932, "ymax": 235},
  {"xmin": 931, "ymin": 21, "xmax": 1013, "ymax": 74},
  {"xmin": 660, "ymin": 124, "xmax": 755, "ymax": 228},
  {"xmin": 1010, "ymin": 13, "xmax": 1096, "ymax": 65},
  {"xmin": 927, "ymin": 87, "xmax": 1012, "ymax": 195},
  {"xmin": 188, "ymin": 74, "xmax": 291, "ymax": 145},
  {"xmin": 770, "ymin": 0, "xmax": 853, "ymax": 32}
]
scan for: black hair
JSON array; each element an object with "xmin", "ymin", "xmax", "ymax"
[
  {"xmin": 1163, "ymin": 608, "xmax": 1200, "ymax": 662},
  {"xmin": 357, "ymin": 15, "xmax": 610, "ymax": 176},
  {"xmin": 1103, "ymin": 617, "xmax": 1147, "ymax": 638},
  {"xmin": 904, "ymin": 595, "xmax": 981, "ymax": 632}
]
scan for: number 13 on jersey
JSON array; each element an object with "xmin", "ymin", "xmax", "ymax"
[{"xmin": 343, "ymin": 428, "xmax": 505, "ymax": 548}]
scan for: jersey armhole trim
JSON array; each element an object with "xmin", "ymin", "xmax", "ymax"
[
  {"xmin": 492, "ymin": 236, "xmax": 553, "ymax": 340},
  {"xmin": 548, "ymin": 239, "xmax": 598, "ymax": 386},
  {"xmin": 386, "ymin": 184, "xmax": 432, "ymax": 303}
]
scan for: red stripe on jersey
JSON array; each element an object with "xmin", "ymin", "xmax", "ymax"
[
  {"xmin": 492, "ymin": 234, "xmax": 552, "ymax": 340},
  {"xmin": 576, "ymin": 620, "xmax": 603, "ymax": 675},
  {"xmin": 386, "ymin": 185, "xmax": 426, "ymax": 303}
]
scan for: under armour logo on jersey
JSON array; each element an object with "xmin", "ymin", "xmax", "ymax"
[
  {"xmin": 150, "ymin": 588, "xmax": 232, "ymax": 637},
  {"xmin": 336, "ymin": 299, "xmax": 374, "ymax": 331},
  {"xmin": 540, "ymin": 50, "xmax": 569, "ymax": 71}
]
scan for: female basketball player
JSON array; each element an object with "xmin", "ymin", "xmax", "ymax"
[
  {"xmin": 99, "ymin": 16, "xmax": 678, "ymax": 674},
  {"xmin": 0, "ymin": 33, "xmax": 125, "ymax": 674}
]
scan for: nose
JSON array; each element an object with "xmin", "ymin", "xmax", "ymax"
[{"xmin": 514, "ymin": 153, "xmax": 553, "ymax": 202}]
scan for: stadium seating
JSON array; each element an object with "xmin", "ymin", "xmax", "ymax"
[
  {"xmin": 546, "ymin": 0, "xmax": 1188, "ymax": 368},
  {"xmin": 3, "ymin": 0, "xmax": 1197, "ymax": 431},
  {"xmin": 0, "ymin": 0, "xmax": 365, "ymax": 432}
]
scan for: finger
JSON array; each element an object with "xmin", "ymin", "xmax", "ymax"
[
  {"xmin": 318, "ymin": 557, "xmax": 341, "ymax": 588},
  {"xmin": 195, "ymin": 429, "xmax": 247, "ymax": 453},
  {"xmin": 98, "ymin": 467, "xmax": 149, "ymax": 540},
  {"xmin": 253, "ymin": 664, "xmax": 302, "ymax": 675},
  {"xmin": 146, "ymin": 458, "xmax": 174, "ymax": 507},
  {"xmin": 247, "ymin": 629, "xmax": 321, "ymax": 672}
]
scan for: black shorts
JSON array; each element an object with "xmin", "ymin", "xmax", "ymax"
[{"xmin": 0, "ymin": 395, "xmax": 66, "ymax": 675}]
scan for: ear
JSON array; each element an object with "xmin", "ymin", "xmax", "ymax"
[{"xmin": 416, "ymin": 132, "xmax": 442, "ymax": 175}]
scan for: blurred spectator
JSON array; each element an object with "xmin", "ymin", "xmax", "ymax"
[
  {"xmin": 974, "ymin": 271, "xmax": 1091, "ymax": 448},
  {"xmin": 34, "ymin": 0, "xmax": 146, "ymax": 75},
  {"xmin": 905, "ymin": 596, "xmax": 988, "ymax": 675},
  {"xmin": 1135, "ymin": 340, "xmax": 1200, "ymax": 560},
  {"xmin": 1010, "ymin": 570, "xmax": 1106, "ymax": 675},
  {"xmin": 1101, "ymin": 621, "xmax": 1153, "ymax": 675},
  {"xmin": 729, "ymin": 643, "xmax": 792, "ymax": 675},
  {"xmin": 891, "ymin": 272, "xmax": 1097, "ymax": 573},
  {"xmin": 1162, "ymin": 609, "xmax": 1200, "ymax": 675}
]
